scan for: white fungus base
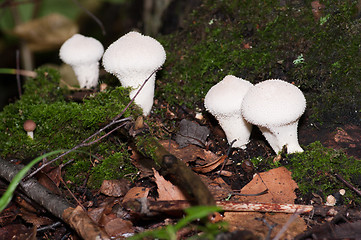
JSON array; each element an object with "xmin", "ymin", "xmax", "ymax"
[
  {"xmin": 259, "ymin": 121, "xmax": 303, "ymax": 154},
  {"xmin": 72, "ymin": 62, "xmax": 100, "ymax": 89},
  {"xmin": 117, "ymin": 73, "xmax": 156, "ymax": 116},
  {"xmin": 216, "ymin": 115, "xmax": 252, "ymax": 149}
]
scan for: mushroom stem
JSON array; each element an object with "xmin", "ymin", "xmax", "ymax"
[
  {"xmin": 217, "ymin": 115, "xmax": 252, "ymax": 149},
  {"xmin": 116, "ymin": 73, "xmax": 156, "ymax": 116},
  {"xmin": 72, "ymin": 62, "xmax": 100, "ymax": 89},
  {"xmin": 27, "ymin": 131, "xmax": 34, "ymax": 139},
  {"xmin": 259, "ymin": 121, "xmax": 303, "ymax": 154}
]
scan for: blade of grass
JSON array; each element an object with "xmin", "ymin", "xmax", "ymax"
[
  {"xmin": 0, "ymin": 68, "xmax": 37, "ymax": 78},
  {"xmin": 0, "ymin": 149, "xmax": 66, "ymax": 212}
]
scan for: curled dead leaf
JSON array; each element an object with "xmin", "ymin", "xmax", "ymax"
[{"xmin": 192, "ymin": 155, "xmax": 227, "ymax": 173}]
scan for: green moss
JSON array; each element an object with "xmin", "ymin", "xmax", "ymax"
[
  {"xmin": 0, "ymin": 67, "xmax": 141, "ymax": 188},
  {"xmin": 251, "ymin": 141, "xmax": 361, "ymax": 204},
  {"xmin": 88, "ymin": 149, "xmax": 137, "ymax": 188},
  {"xmin": 158, "ymin": 0, "xmax": 360, "ymax": 125}
]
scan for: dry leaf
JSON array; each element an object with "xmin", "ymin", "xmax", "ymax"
[
  {"xmin": 175, "ymin": 119, "xmax": 210, "ymax": 148},
  {"xmin": 192, "ymin": 155, "xmax": 227, "ymax": 173},
  {"xmin": 159, "ymin": 140, "xmax": 218, "ymax": 163},
  {"xmin": 122, "ymin": 187, "xmax": 150, "ymax": 204},
  {"xmin": 234, "ymin": 167, "xmax": 298, "ymax": 204},
  {"xmin": 104, "ymin": 218, "xmax": 134, "ymax": 238},
  {"xmin": 198, "ymin": 175, "xmax": 232, "ymax": 200},
  {"xmin": 153, "ymin": 168, "xmax": 187, "ymax": 201},
  {"xmin": 100, "ymin": 179, "xmax": 130, "ymax": 197},
  {"xmin": 130, "ymin": 148, "xmax": 154, "ymax": 178}
]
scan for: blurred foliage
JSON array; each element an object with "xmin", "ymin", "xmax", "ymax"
[
  {"xmin": 0, "ymin": 67, "xmax": 141, "ymax": 188},
  {"xmin": 158, "ymin": 0, "xmax": 361, "ymax": 125}
]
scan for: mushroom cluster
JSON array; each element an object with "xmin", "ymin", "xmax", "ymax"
[
  {"xmin": 205, "ymin": 78, "xmax": 306, "ymax": 154},
  {"xmin": 102, "ymin": 31, "xmax": 166, "ymax": 116},
  {"xmin": 59, "ymin": 34, "xmax": 104, "ymax": 89},
  {"xmin": 204, "ymin": 75, "xmax": 253, "ymax": 149}
]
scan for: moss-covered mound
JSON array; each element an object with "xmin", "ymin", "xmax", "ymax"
[
  {"xmin": 251, "ymin": 141, "xmax": 361, "ymax": 204},
  {"xmin": 158, "ymin": 0, "xmax": 361, "ymax": 125},
  {"xmin": 0, "ymin": 68, "xmax": 141, "ymax": 188}
]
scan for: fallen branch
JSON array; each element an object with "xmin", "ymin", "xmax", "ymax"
[
  {"xmin": 134, "ymin": 133, "xmax": 215, "ymax": 206},
  {"xmin": 124, "ymin": 199, "xmax": 357, "ymax": 217},
  {"xmin": 0, "ymin": 157, "xmax": 110, "ymax": 240}
]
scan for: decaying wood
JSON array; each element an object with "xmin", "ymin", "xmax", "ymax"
[
  {"xmin": 133, "ymin": 133, "xmax": 216, "ymax": 206},
  {"xmin": 0, "ymin": 158, "xmax": 110, "ymax": 240},
  {"xmin": 124, "ymin": 199, "xmax": 359, "ymax": 218}
]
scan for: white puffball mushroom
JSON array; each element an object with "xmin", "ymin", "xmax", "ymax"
[
  {"xmin": 204, "ymin": 75, "xmax": 253, "ymax": 149},
  {"xmin": 102, "ymin": 31, "xmax": 166, "ymax": 116},
  {"xmin": 23, "ymin": 119, "xmax": 36, "ymax": 139},
  {"xmin": 325, "ymin": 195, "xmax": 337, "ymax": 206},
  {"xmin": 241, "ymin": 79, "xmax": 306, "ymax": 154},
  {"xmin": 59, "ymin": 34, "xmax": 104, "ymax": 89}
]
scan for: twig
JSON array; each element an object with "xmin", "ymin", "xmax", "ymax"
[
  {"xmin": 335, "ymin": 173, "xmax": 361, "ymax": 197},
  {"xmin": 71, "ymin": 0, "xmax": 106, "ymax": 35},
  {"xmin": 273, "ymin": 208, "xmax": 302, "ymax": 240},
  {"xmin": 0, "ymin": 157, "xmax": 110, "ymax": 239},
  {"xmin": 16, "ymin": 50, "xmax": 22, "ymax": 97},
  {"xmin": 124, "ymin": 199, "xmax": 316, "ymax": 215},
  {"xmin": 0, "ymin": 68, "xmax": 37, "ymax": 78},
  {"xmin": 25, "ymin": 69, "xmax": 158, "ymax": 180}
]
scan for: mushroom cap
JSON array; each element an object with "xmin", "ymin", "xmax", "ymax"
[
  {"xmin": 59, "ymin": 34, "xmax": 104, "ymax": 65},
  {"xmin": 102, "ymin": 31, "xmax": 166, "ymax": 77},
  {"xmin": 241, "ymin": 79, "xmax": 306, "ymax": 127},
  {"xmin": 23, "ymin": 119, "xmax": 36, "ymax": 131},
  {"xmin": 204, "ymin": 75, "xmax": 253, "ymax": 117}
]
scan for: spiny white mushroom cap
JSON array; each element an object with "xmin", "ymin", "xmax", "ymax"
[
  {"xmin": 241, "ymin": 79, "xmax": 306, "ymax": 153},
  {"xmin": 204, "ymin": 75, "xmax": 253, "ymax": 149},
  {"xmin": 205, "ymin": 75, "xmax": 253, "ymax": 117},
  {"xmin": 59, "ymin": 34, "xmax": 104, "ymax": 88},
  {"xmin": 102, "ymin": 31, "xmax": 166, "ymax": 116},
  {"xmin": 102, "ymin": 31, "xmax": 166, "ymax": 85},
  {"xmin": 241, "ymin": 79, "xmax": 306, "ymax": 127}
]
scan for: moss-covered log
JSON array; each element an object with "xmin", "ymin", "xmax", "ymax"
[{"xmin": 134, "ymin": 132, "xmax": 215, "ymax": 206}]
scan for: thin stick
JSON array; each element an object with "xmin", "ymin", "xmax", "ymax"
[
  {"xmin": 71, "ymin": 0, "xmax": 106, "ymax": 35},
  {"xmin": 335, "ymin": 173, "xmax": 361, "ymax": 197},
  {"xmin": 25, "ymin": 70, "xmax": 158, "ymax": 180},
  {"xmin": 0, "ymin": 68, "xmax": 37, "ymax": 78},
  {"xmin": 273, "ymin": 208, "xmax": 302, "ymax": 240},
  {"xmin": 16, "ymin": 50, "xmax": 22, "ymax": 97}
]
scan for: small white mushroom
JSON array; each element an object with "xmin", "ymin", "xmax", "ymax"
[
  {"xmin": 59, "ymin": 34, "xmax": 104, "ymax": 89},
  {"xmin": 23, "ymin": 120, "xmax": 36, "ymax": 139},
  {"xmin": 102, "ymin": 31, "xmax": 166, "ymax": 116},
  {"xmin": 204, "ymin": 75, "xmax": 253, "ymax": 149},
  {"xmin": 241, "ymin": 79, "xmax": 306, "ymax": 154}
]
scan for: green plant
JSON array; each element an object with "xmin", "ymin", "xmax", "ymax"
[
  {"xmin": 0, "ymin": 150, "xmax": 65, "ymax": 212},
  {"xmin": 130, "ymin": 205, "xmax": 227, "ymax": 240}
]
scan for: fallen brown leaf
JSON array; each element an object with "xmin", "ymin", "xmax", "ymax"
[
  {"xmin": 100, "ymin": 179, "xmax": 130, "ymax": 197},
  {"xmin": 159, "ymin": 140, "xmax": 218, "ymax": 163},
  {"xmin": 122, "ymin": 187, "xmax": 150, "ymax": 204},
  {"xmin": 153, "ymin": 168, "xmax": 188, "ymax": 201},
  {"xmin": 192, "ymin": 155, "xmax": 227, "ymax": 173},
  {"xmin": 234, "ymin": 167, "xmax": 298, "ymax": 204},
  {"xmin": 104, "ymin": 218, "xmax": 134, "ymax": 238}
]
